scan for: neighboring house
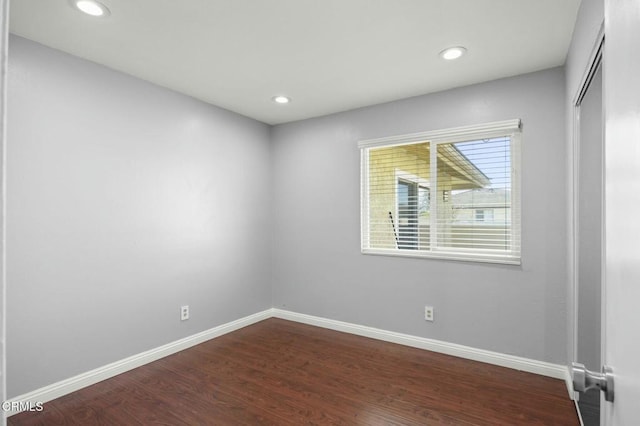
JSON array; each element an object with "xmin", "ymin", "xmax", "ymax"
[
  {"xmin": 451, "ymin": 188, "xmax": 511, "ymax": 225},
  {"xmin": 448, "ymin": 188, "xmax": 513, "ymax": 251}
]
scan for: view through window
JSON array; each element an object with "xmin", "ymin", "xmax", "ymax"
[{"xmin": 360, "ymin": 120, "xmax": 521, "ymax": 264}]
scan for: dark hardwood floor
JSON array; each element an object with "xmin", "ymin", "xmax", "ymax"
[{"xmin": 9, "ymin": 318, "xmax": 579, "ymax": 425}]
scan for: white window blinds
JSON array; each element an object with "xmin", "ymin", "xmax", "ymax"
[{"xmin": 359, "ymin": 120, "xmax": 521, "ymax": 264}]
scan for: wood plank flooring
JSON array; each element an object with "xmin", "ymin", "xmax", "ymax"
[{"xmin": 8, "ymin": 318, "xmax": 579, "ymax": 425}]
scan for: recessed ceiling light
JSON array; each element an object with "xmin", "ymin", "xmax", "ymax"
[
  {"xmin": 272, "ymin": 95, "xmax": 291, "ymax": 104},
  {"xmin": 72, "ymin": 0, "xmax": 110, "ymax": 17},
  {"xmin": 439, "ymin": 46, "xmax": 467, "ymax": 61}
]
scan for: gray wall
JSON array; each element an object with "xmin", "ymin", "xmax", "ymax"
[
  {"xmin": 564, "ymin": 0, "xmax": 604, "ymax": 367},
  {"xmin": 271, "ymin": 67, "xmax": 568, "ymax": 364},
  {"xmin": 7, "ymin": 36, "xmax": 272, "ymax": 397}
]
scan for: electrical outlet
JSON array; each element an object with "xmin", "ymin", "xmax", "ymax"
[
  {"xmin": 181, "ymin": 305, "xmax": 189, "ymax": 321},
  {"xmin": 424, "ymin": 306, "xmax": 434, "ymax": 322}
]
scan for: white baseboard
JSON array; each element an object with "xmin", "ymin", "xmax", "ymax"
[
  {"xmin": 565, "ymin": 367, "xmax": 577, "ymax": 400},
  {"xmin": 272, "ymin": 309, "xmax": 572, "ymax": 392},
  {"xmin": 7, "ymin": 307, "xmax": 574, "ymax": 416},
  {"xmin": 4, "ymin": 309, "xmax": 272, "ymax": 416}
]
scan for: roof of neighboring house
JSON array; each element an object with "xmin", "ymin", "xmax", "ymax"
[
  {"xmin": 439, "ymin": 144, "xmax": 490, "ymax": 189},
  {"xmin": 402, "ymin": 143, "xmax": 490, "ymax": 190}
]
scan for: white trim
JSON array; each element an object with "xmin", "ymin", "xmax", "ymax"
[
  {"xmin": 565, "ymin": 364, "xmax": 577, "ymax": 400},
  {"xmin": 361, "ymin": 247, "xmax": 521, "ymax": 265},
  {"xmin": 357, "ymin": 119, "xmax": 521, "ymax": 149},
  {"xmin": 4, "ymin": 309, "xmax": 272, "ymax": 416},
  {"xmin": 6, "ymin": 307, "xmax": 575, "ymax": 416},
  {"xmin": 272, "ymin": 309, "xmax": 569, "ymax": 383}
]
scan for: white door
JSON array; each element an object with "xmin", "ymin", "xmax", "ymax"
[
  {"xmin": 0, "ymin": 1, "xmax": 7, "ymax": 425},
  {"xmin": 602, "ymin": 0, "xmax": 640, "ymax": 424}
]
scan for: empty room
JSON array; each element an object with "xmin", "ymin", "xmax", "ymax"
[{"xmin": 1, "ymin": 0, "xmax": 639, "ymax": 425}]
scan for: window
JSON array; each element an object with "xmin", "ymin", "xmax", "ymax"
[{"xmin": 359, "ymin": 119, "xmax": 521, "ymax": 264}]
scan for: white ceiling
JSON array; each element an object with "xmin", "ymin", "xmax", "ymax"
[{"xmin": 10, "ymin": 0, "xmax": 581, "ymax": 125}]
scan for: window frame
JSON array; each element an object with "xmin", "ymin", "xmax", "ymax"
[{"xmin": 359, "ymin": 119, "xmax": 521, "ymax": 265}]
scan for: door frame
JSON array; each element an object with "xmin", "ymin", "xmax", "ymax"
[
  {"xmin": 0, "ymin": 0, "xmax": 8, "ymax": 424},
  {"xmin": 571, "ymin": 23, "xmax": 605, "ymax": 421}
]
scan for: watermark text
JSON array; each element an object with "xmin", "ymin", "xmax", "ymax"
[{"xmin": 2, "ymin": 400, "xmax": 44, "ymax": 412}]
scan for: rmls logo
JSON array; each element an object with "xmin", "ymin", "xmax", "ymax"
[{"xmin": 2, "ymin": 400, "xmax": 44, "ymax": 412}]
